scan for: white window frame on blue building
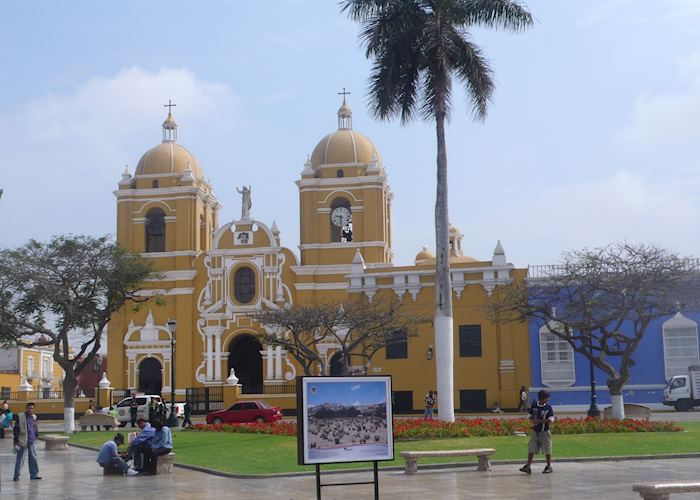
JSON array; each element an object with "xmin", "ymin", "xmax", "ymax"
[
  {"xmin": 663, "ymin": 312, "xmax": 700, "ymax": 381},
  {"xmin": 539, "ymin": 322, "xmax": 575, "ymax": 387}
]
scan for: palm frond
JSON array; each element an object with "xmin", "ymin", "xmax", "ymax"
[
  {"xmin": 452, "ymin": 0, "xmax": 534, "ymax": 31},
  {"xmin": 446, "ymin": 27, "xmax": 494, "ymax": 120}
]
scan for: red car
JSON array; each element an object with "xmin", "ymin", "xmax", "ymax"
[{"xmin": 206, "ymin": 400, "xmax": 283, "ymax": 424}]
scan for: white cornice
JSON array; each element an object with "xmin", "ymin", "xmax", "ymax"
[
  {"xmin": 150, "ymin": 270, "xmax": 198, "ymax": 282},
  {"xmin": 140, "ymin": 251, "xmax": 198, "ymax": 258},
  {"xmin": 294, "ymin": 282, "xmax": 348, "ymax": 291},
  {"xmin": 299, "ymin": 241, "xmax": 388, "ymax": 250},
  {"xmin": 291, "ymin": 264, "xmax": 354, "ymax": 276},
  {"xmin": 136, "ymin": 287, "xmax": 195, "ymax": 296},
  {"xmin": 296, "ymin": 175, "xmax": 386, "ymax": 188}
]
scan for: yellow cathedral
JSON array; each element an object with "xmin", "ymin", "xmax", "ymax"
[{"xmin": 108, "ymin": 98, "xmax": 530, "ymax": 413}]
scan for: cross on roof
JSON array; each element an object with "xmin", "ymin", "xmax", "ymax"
[
  {"xmin": 338, "ymin": 88, "xmax": 351, "ymax": 102},
  {"xmin": 164, "ymin": 99, "xmax": 176, "ymax": 113}
]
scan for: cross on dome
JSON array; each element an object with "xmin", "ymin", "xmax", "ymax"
[
  {"xmin": 337, "ymin": 88, "xmax": 353, "ymax": 130},
  {"xmin": 162, "ymin": 99, "xmax": 178, "ymax": 142}
]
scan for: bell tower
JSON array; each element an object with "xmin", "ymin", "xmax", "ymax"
[
  {"xmin": 297, "ymin": 95, "xmax": 392, "ymax": 266},
  {"xmin": 115, "ymin": 106, "xmax": 220, "ymax": 269}
]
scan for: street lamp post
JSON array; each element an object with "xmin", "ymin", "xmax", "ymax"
[
  {"xmin": 166, "ymin": 319, "xmax": 178, "ymax": 427},
  {"xmin": 587, "ymin": 338, "xmax": 601, "ymax": 418}
]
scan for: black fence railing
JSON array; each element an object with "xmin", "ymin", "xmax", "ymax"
[
  {"xmin": 241, "ymin": 384, "xmax": 296, "ymax": 395},
  {"xmin": 186, "ymin": 386, "xmax": 224, "ymax": 415}
]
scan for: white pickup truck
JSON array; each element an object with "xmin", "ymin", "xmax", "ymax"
[
  {"xmin": 663, "ymin": 365, "xmax": 700, "ymax": 411},
  {"xmin": 113, "ymin": 395, "xmax": 186, "ymax": 426}
]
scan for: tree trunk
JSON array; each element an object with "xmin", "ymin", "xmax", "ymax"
[
  {"xmin": 608, "ymin": 380, "xmax": 626, "ymax": 419},
  {"xmin": 62, "ymin": 373, "xmax": 77, "ymax": 434},
  {"xmin": 434, "ymin": 109, "xmax": 454, "ymax": 422}
]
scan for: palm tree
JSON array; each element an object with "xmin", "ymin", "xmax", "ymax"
[{"xmin": 341, "ymin": 0, "xmax": 533, "ymax": 421}]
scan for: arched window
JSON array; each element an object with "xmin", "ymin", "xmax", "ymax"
[
  {"xmin": 145, "ymin": 208, "xmax": 166, "ymax": 252},
  {"xmin": 234, "ymin": 267, "xmax": 256, "ymax": 304},
  {"xmin": 539, "ymin": 322, "xmax": 575, "ymax": 387},
  {"xmin": 330, "ymin": 197, "xmax": 352, "ymax": 243},
  {"xmin": 152, "ymin": 180, "xmax": 159, "ymax": 188},
  {"xmin": 663, "ymin": 312, "xmax": 699, "ymax": 380}
]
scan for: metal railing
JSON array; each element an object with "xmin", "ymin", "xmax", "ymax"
[{"xmin": 242, "ymin": 384, "xmax": 296, "ymax": 395}]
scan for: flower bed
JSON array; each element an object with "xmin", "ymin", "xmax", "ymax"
[
  {"xmin": 189, "ymin": 417, "xmax": 682, "ymax": 440},
  {"xmin": 392, "ymin": 417, "xmax": 682, "ymax": 440}
]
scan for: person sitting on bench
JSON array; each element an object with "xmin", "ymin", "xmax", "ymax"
[
  {"xmin": 141, "ymin": 418, "xmax": 172, "ymax": 475},
  {"xmin": 128, "ymin": 418, "xmax": 155, "ymax": 471},
  {"xmin": 97, "ymin": 433, "xmax": 138, "ymax": 476}
]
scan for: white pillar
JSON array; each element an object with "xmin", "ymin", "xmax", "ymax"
[
  {"xmin": 266, "ymin": 345, "xmax": 274, "ymax": 380},
  {"xmin": 275, "ymin": 346, "xmax": 283, "ymax": 380},
  {"xmin": 214, "ymin": 334, "xmax": 222, "ymax": 381},
  {"xmin": 206, "ymin": 334, "xmax": 213, "ymax": 381}
]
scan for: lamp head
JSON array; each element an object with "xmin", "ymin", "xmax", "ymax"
[{"xmin": 166, "ymin": 319, "xmax": 177, "ymax": 336}]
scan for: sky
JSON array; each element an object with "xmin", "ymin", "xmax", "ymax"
[
  {"xmin": 306, "ymin": 380, "xmax": 387, "ymax": 407},
  {"xmin": 1, "ymin": 1, "xmax": 700, "ymax": 267}
]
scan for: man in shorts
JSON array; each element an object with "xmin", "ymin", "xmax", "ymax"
[{"xmin": 519, "ymin": 389, "xmax": 554, "ymax": 474}]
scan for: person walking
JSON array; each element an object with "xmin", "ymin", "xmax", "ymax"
[
  {"xmin": 148, "ymin": 399, "xmax": 158, "ymax": 423},
  {"xmin": 518, "ymin": 386, "xmax": 528, "ymax": 412},
  {"xmin": 130, "ymin": 398, "xmax": 139, "ymax": 427},
  {"xmin": 13, "ymin": 402, "xmax": 41, "ymax": 481},
  {"xmin": 182, "ymin": 400, "xmax": 192, "ymax": 428},
  {"xmin": 519, "ymin": 390, "xmax": 555, "ymax": 474},
  {"xmin": 424, "ymin": 391, "xmax": 436, "ymax": 419}
]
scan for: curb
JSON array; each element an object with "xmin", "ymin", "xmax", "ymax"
[{"xmin": 64, "ymin": 442, "xmax": 700, "ymax": 479}]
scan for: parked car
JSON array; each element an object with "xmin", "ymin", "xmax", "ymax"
[
  {"xmin": 206, "ymin": 400, "xmax": 283, "ymax": 424},
  {"xmin": 114, "ymin": 395, "xmax": 185, "ymax": 426}
]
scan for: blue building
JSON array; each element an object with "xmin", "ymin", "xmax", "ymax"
[{"xmin": 528, "ymin": 310, "xmax": 700, "ymax": 411}]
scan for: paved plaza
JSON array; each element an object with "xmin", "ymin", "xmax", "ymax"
[{"xmin": 3, "ymin": 438, "xmax": 700, "ymax": 499}]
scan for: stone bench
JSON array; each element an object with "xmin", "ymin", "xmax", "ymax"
[
  {"xmin": 79, "ymin": 413, "xmax": 119, "ymax": 431},
  {"xmin": 44, "ymin": 434, "xmax": 69, "ymax": 450},
  {"xmin": 633, "ymin": 482, "xmax": 700, "ymax": 499},
  {"xmin": 156, "ymin": 452, "xmax": 176, "ymax": 474},
  {"xmin": 603, "ymin": 403, "xmax": 651, "ymax": 420},
  {"xmin": 400, "ymin": 448, "xmax": 495, "ymax": 474}
]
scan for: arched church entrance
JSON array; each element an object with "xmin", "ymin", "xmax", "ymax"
[
  {"xmin": 138, "ymin": 357, "xmax": 162, "ymax": 395},
  {"xmin": 329, "ymin": 352, "xmax": 344, "ymax": 376},
  {"xmin": 228, "ymin": 334, "xmax": 263, "ymax": 393}
]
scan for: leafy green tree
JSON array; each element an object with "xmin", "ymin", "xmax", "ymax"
[
  {"xmin": 342, "ymin": 0, "xmax": 533, "ymax": 420},
  {"xmin": 0, "ymin": 235, "xmax": 156, "ymax": 433}
]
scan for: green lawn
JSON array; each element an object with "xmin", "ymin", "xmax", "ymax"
[{"xmin": 67, "ymin": 422, "xmax": 700, "ymax": 475}]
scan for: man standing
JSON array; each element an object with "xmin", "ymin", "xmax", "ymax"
[
  {"xmin": 182, "ymin": 400, "xmax": 192, "ymax": 428},
  {"xmin": 13, "ymin": 402, "xmax": 41, "ymax": 481},
  {"xmin": 130, "ymin": 399, "xmax": 139, "ymax": 427},
  {"xmin": 424, "ymin": 391, "xmax": 436, "ymax": 419},
  {"xmin": 97, "ymin": 433, "xmax": 138, "ymax": 476},
  {"xmin": 518, "ymin": 386, "xmax": 528, "ymax": 412}
]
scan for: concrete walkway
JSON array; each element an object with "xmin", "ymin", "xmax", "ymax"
[{"xmin": 3, "ymin": 439, "xmax": 700, "ymax": 499}]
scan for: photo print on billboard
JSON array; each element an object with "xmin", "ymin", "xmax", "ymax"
[{"xmin": 297, "ymin": 376, "xmax": 394, "ymax": 465}]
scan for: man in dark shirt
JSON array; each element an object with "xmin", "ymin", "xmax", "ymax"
[
  {"xmin": 519, "ymin": 390, "xmax": 555, "ymax": 474},
  {"xmin": 13, "ymin": 402, "xmax": 41, "ymax": 481},
  {"xmin": 130, "ymin": 399, "xmax": 139, "ymax": 427}
]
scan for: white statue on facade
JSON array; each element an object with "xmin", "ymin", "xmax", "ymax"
[{"xmin": 236, "ymin": 185, "xmax": 252, "ymax": 220}]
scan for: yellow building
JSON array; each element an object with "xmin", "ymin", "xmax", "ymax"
[
  {"xmin": 108, "ymin": 99, "xmax": 530, "ymax": 412},
  {"xmin": 0, "ymin": 344, "xmax": 64, "ymax": 396}
]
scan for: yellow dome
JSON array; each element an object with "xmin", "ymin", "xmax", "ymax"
[
  {"xmin": 135, "ymin": 142, "xmax": 203, "ymax": 177},
  {"xmin": 415, "ymin": 246, "xmax": 434, "ymax": 264},
  {"xmin": 310, "ymin": 129, "xmax": 382, "ymax": 169}
]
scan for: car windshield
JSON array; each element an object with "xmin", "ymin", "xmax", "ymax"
[
  {"xmin": 116, "ymin": 398, "xmax": 132, "ymax": 408},
  {"xmin": 670, "ymin": 377, "xmax": 686, "ymax": 389},
  {"xmin": 257, "ymin": 401, "xmax": 271, "ymax": 409}
]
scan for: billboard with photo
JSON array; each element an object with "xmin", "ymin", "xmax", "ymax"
[{"xmin": 296, "ymin": 376, "xmax": 394, "ymax": 465}]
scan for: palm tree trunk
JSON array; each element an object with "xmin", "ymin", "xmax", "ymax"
[{"xmin": 434, "ymin": 108, "xmax": 455, "ymax": 422}]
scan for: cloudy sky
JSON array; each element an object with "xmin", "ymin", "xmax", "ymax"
[{"xmin": 1, "ymin": 1, "xmax": 699, "ymax": 267}]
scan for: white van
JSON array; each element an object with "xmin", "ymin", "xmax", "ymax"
[{"xmin": 114, "ymin": 395, "xmax": 179, "ymax": 426}]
